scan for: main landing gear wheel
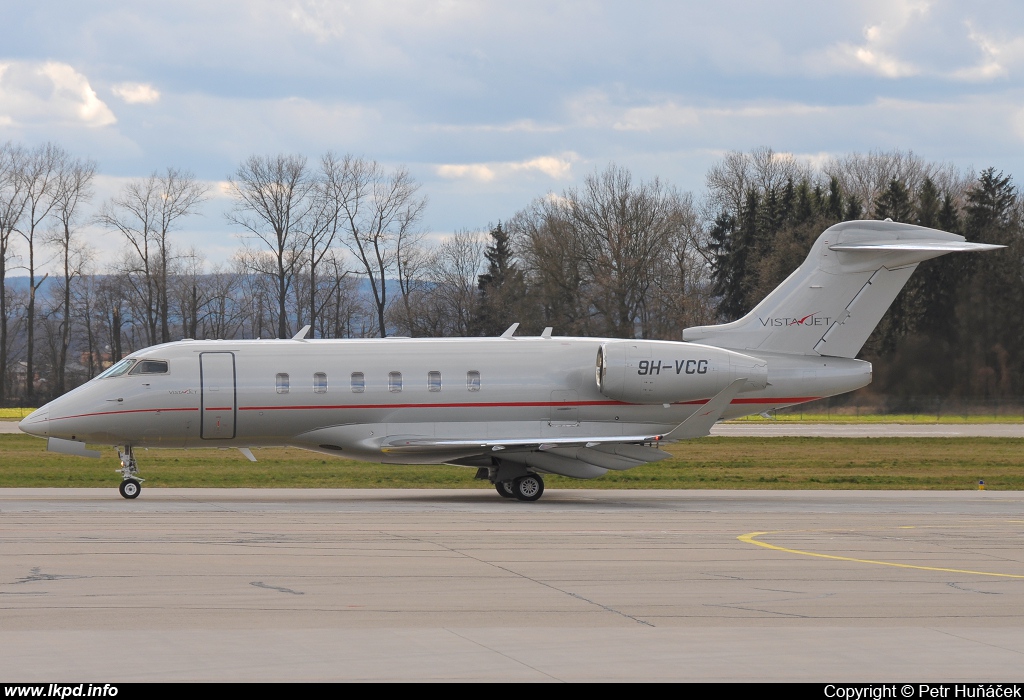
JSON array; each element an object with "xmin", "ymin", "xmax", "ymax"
[
  {"xmin": 119, "ymin": 478, "xmax": 141, "ymax": 499},
  {"xmin": 495, "ymin": 481, "xmax": 515, "ymax": 498},
  {"xmin": 512, "ymin": 474, "xmax": 544, "ymax": 502}
]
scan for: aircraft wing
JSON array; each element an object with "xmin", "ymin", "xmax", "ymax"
[
  {"xmin": 381, "ymin": 433, "xmax": 666, "ymax": 452},
  {"xmin": 381, "ymin": 379, "xmax": 746, "ymax": 479},
  {"xmin": 383, "ymin": 378, "xmax": 747, "ymax": 455}
]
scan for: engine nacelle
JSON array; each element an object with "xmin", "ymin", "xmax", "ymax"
[{"xmin": 596, "ymin": 340, "xmax": 768, "ymax": 404}]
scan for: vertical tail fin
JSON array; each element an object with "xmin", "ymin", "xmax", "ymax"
[{"xmin": 684, "ymin": 221, "xmax": 1002, "ymax": 358}]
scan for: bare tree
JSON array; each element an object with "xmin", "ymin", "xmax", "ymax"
[
  {"xmin": 705, "ymin": 146, "xmax": 809, "ymax": 221},
  {"xmin": 45, "ymin": 155, "xmax": 95, "ymax": 394},
  {"xmin": 17, "ymin": 143, "xmax": 69, "ymax": 402},
  {"xmin": 824, "ymin": 149, "xmax": 972, "ymax": 216},
  {"xmin": 566, "ymin": 165, "xmax": 697, "ymax": 338},
  {"xmin": 0, "ymin": 142, "xmax": 29, "ymax": 403},
  {"xmin": 332, "ymin": 156, "xmax": 427, "ymax": 337},
  {"xmin": 96, "ymin": 168, "xmax": 207, "ymax": 346},
  {"xmin": 227, "ymin": 154, "xmax": 313, "ymax": 339},
  {"xmin": 302, "ymin": 153, "xmax": 352, "ymax": 336}
]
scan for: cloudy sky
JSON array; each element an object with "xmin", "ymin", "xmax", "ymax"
[{"xmin": 3, "ymin": 0, "xmax": 1024, "ymax": 268}]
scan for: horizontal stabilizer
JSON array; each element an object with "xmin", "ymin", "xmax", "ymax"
[{"xmin": 829, "ymin": 241, "xmax": 1003, "ymax": 253}]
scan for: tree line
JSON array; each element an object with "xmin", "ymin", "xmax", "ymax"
[{"xmin": 1, "ymin": 142, "xmax": 1021, "ymax": 407}]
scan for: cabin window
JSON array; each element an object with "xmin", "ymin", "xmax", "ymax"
[
  {"xmin": 130, "ymin": 360, "xmax": 169, "ymax": 375},
  {"xmin": 467, "ymin": 370, "xmax": 481, "ymax": 392},
  {"xmin": 351, "ymin": 372, "xmax": 365, "ymax": 393},
  {"xmin": 276, "ymin": 373, "xmax": 290, "ymax": 394},
  {"xmin": 98, "ymin": 358, "xmax": 136, "ymax": 378},
  {"xmin": 313, "ymin": 372, "xmax": 328, "ymax": 394},
  {"xmin": 389, "ymin": 371, "xmax": 403, "ymax": 393},
  {"xmin": 428, "ymin": 370, "xmax": 442, "ymax": 392}
]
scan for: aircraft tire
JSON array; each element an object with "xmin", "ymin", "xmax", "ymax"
[
  {"xmin": 513, "ymin": 475, "xmax": 544, "ymax": 502},
  {"xmin": 119, "ymin": 479, "xmax": 141, "ymax": 500},
  {"xmin": 495, "ymin": 481, "xmax": 515, "ymax": 498}
]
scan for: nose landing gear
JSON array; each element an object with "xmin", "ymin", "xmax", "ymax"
[{"xmin": 116, "ymin": 446, "xmax": 144, "ymax": 499}]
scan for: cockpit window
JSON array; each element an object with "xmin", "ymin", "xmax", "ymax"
[
  {"xmin": 97, "ymin": 358, "xmax": 136, "ymax": 378},
  {"xmin": 130, "ymin": 360, "xmax": 169, "ymax": 375}
]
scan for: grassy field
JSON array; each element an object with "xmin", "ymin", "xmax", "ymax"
[
  {"xmin": 736, "ymin": 412, "xmax": 1024, "ymax": 423},
  {"xmin": 0, "ymin": 433, "xmax": 1019, "ymax": 490}
]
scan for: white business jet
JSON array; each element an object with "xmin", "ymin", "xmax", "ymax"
[{"xmin": 19, "ymin": 221, "xmax": 1000, "ymax": 501}]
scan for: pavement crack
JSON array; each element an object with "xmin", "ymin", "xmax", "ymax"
[
  {"xmin": 946, "ymin": 581, "xmax": 1001, "ymax": 595},
  {"xmin": 703, "ymin": 603, "xmax": 811, "ymax": 618},
  {"xmin": 443, "ymin": 628, "xmax": 564, "ymax": 681},
  {"xmin": 12, "ymin": 567, "xmax": 85, "ymax": 584},
  {"xmin": 934, "ymin": 628, "xmax": 1024, "ymax": 656},
  {"xmin": 387, "ymin": 532, "xmax": 655, "ymax": 627},
  {"xmin": 250, "ymin": 581, "xmax": 304, "ymax": 595}
]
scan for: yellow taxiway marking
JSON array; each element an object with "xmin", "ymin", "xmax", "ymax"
[{"xmin": 739, "ymin": 530, "xmax": 1024, "ymax": 579}]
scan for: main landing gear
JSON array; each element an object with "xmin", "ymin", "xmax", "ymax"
[
  {"xmin": 116, "ymin": 446, "xmax": 144, "ymax": 499},
  {"xmin": 495, "ymin": 474, "xmax": 545, "ymax": 502}
]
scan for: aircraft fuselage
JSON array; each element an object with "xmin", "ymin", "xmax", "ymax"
[{"xmin": 21, "ymin": 336, "xmax": 871, "ymax": 462}]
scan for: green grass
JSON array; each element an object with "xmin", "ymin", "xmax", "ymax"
[
  {"xmin": 0, "ymin": 434, "xmax": 1019, "ymax": 490},
  {"xmin": 734, "ymin": 412, "xmax": 1024, "ymax": 423}
]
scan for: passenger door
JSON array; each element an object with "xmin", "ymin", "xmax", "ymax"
[{"xmin": 200, "ymin": 352, "xmax": 236, "ymax": 440}]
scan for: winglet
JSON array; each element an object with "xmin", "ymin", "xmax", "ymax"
[
  {"xmin": 292, "ymin": 325, "xmax": 311, "ymax": 340},
  {"xmin": 541, "ymin": 327, "xmax": 553, "ymax": 339},
  {"xmin": 661, "ymin": 378, "xmax": 748, "ymax": 441},
  {"xmin": 501, "ymin": 323, "xmax": 520, "ymax": 338},
  {"xmin": 238, "ymin": 447, "xmax": 257, "ymax": 462}
]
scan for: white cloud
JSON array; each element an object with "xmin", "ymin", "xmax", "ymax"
[
  {"xmin": 511, "ymin": 156, "xmax": 573, "ymax": 179},
  {"xmin": 289, "ymin": 0, "xmax": 346, "ymax": 42},
  {"xmin": 423, "ymin": 119, "xmax": 562, "ymax": 134},
  {"xmin": 0, "ymin": 61, "xmax": 116, "ymax": 127},
  {"xmin": 436, "ymin": 154, "xmax": 577, "ymax": 182},
  {"xmin": 952, "ymin": 23, "xmax": 1024, "ymax": 81},
  {"xmin": 816, "ymin": 1, "xmax": 931, "ymax": 78},
  {"xmin": 111, "ymin": 82, "xmax": 161, "ymax": 104},
  {"xmin": 613, "ymin": 103, "xmax": 700, "ymax": 131},
  {"xmin": 436, "ymin": 163, "xmax": 496, "ymax": 182}
]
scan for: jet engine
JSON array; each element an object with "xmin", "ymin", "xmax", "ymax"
[{"xmin": 596, "ymin": 340, "xmax": 768, "ymax": 404}]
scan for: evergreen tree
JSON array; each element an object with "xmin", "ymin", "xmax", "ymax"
[
  {"xmin": 843, "ymin": 196, "xmax": 863, "ymax": 221},
  {"xmin": 873, "ymin": 178, "xmax": 914, "ymax": 222},
  {"xmin": 957, "ymin": 169, "xmax": 1023, "ymax": 398},
  {"xmin": 825, "ymin": 176, "xmax": 844, "ymax": 223},
  {"xmin": 708, "ymin": 211, "xmax": 748, "ymax": 321},
  {"xmin": 472, "ymin": 222, "xmax": 528, "ymax": 336},
  {"xmin": 915, "ymin": 177, "xmax": 941, "ymax": 228}
]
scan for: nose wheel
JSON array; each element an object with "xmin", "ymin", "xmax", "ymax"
[
  {"xmin": 119, "ymin": 478, "xmax": 141, "ymax": 499},
  {"xmin": 116, "ymin": 446, "xmax": 145, "ymax": 499}
]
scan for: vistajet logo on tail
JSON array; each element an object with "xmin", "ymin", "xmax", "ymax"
[{"xmin": 758, "ymin": 312, "xmax": 832, "ymax": 327}]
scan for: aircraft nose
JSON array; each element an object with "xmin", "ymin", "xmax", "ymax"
[{"xmin": 18, "ymin": 408, "xmax": 49, "ymax": 437}]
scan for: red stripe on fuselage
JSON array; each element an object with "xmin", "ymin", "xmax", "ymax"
[
  {"xmin": 48, "ymin": 407, "xmax": 199, "ymax": 421},
  {"xmin": 47, "ymin": 397, "xmax": 822, "ymax": 422}
]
